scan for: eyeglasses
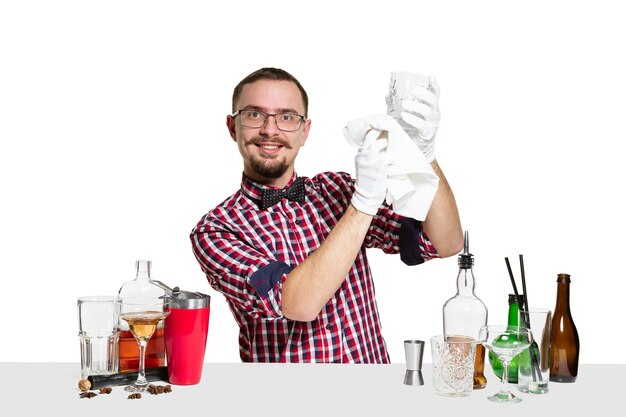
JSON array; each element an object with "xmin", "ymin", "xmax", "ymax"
[{"xmin": 232, "ymin": 109, "xmax": 306, "ymax": 132}]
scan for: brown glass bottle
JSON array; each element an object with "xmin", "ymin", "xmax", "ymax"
[{"xmin": 550, "ymin": 273, "xmax": 580, "ymax": 382}]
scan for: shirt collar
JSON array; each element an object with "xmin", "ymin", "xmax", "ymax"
[{"xmin": 240, "ymin": 172, "xmax": 300, "ymax": 204}]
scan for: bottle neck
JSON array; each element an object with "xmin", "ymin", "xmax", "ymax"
[
  {"xmin": 135, "ymin": 260, "xmax": 152, "ymax": 281},
  {"xmin": 507, "ymin": 302, "xmax": 520, "ymax": 325},
  {"xmin": 456, "ymin": 267, "xmax": 476, "ymax": 295},
  {"xmin": 555, "ymin": 282, "xmax": 571, "ymax": 313}
]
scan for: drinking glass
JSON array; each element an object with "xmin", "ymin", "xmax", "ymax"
[
  {"xmin": 116, "ymin": 296, "xmax": 170, "ymax": 392},
  {"xmin": 479, "ymin": 325, "xmax": 533, "ymax": 403},
  {"xmin": 518, "ymin": 308, "xmax": 551, "ymax": 394},
  {"xmin": 430, "ymin": 335, "xmax": 477, "ymax": 396},
  {"xmin": 77, "ymin": 296, "xmax": 119, "ymax": 378}
]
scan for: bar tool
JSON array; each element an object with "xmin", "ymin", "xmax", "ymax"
[{"xmin": 404, "ymin": 340, "xmax": 425, "ymax": 386}]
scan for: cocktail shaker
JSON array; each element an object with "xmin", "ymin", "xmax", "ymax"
[{"xmin": 164, "ymin": 288, "xmax": 211, "ymax": 385}]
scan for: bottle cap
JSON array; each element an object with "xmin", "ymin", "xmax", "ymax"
[
  {"xmin": 458, "ymin": 231, "xmax": 474, "ymax": 269},
  {"xmin": 508, "ymin": 293, "xmax": 526, "ymax": 305}
]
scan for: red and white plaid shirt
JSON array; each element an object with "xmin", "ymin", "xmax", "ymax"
[{"xmin": 190, "ymin": 171, "xmax": 439, "ymax": 363}]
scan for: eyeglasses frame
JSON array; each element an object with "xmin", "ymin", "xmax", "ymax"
[{"xmin": 232, "ymin": 109, "xmax": 307, "ymax": 132}]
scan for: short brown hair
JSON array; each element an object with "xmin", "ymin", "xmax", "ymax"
[{"xmin": 231, "ymin": 67, "xmax": 309, "ymax": 117}]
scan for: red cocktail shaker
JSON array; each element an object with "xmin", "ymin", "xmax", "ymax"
[{"xmin": 164, "ymin": 288, "xmax": 210, "ymax": 385}]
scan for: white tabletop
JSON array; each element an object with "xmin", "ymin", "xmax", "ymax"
[{"xmin": 0, "ymin": 362, "xmax": 618, "ymax": 415}]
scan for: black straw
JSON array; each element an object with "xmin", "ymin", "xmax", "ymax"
[
  {"xmin": 519, "ymin": 254, "xmax": 530, "ymax": 313},
  {"xmin": 504, "ymin": 257, "xmax": 522, "ymax": 307},
  {"xmin": 518, "ymin": 254, "xmax": 542, "ymax": 382}
]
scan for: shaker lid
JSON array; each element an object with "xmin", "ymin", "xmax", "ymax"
[{"xmin": 169, "ymin": 287, "xmax": 211, "ymax": 309}]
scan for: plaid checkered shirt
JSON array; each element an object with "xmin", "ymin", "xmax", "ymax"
[{"xmin": 190, "ymin": 171, "xmax": 439, "ymax": 363}]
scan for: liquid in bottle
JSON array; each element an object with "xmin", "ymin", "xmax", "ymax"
[{"xmin": 118, "ymin": 260, "xmax": 167, "ymax": 372}]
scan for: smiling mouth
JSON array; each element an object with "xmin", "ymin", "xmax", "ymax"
[
  {"xmin": 254, "ymin": 139, "xmax": 290, "ymax": 154},
  {"xmin": 257, "ymin": 144, "xmax": 282, "ymax": 151}
]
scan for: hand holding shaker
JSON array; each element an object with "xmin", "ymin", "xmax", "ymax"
[{"xmin": 164, "ymin": 288, "xmax": 211, "ymax": 385}]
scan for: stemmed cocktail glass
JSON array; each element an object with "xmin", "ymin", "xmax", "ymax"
[
  {"xmin": 116, "ymin": 296, "xmax": 170, "ymax": 392},
  {"xmin": 479, "ymin": 325, "xmax": 533, "ymax": 403}
]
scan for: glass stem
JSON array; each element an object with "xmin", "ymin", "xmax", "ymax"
[
  {"xmin": 501, "ymin": 360, "xmax": 510, "ymax": 393},
  {"xmin": 137, "ymin": 339, "xmax": 148, "ymax": 386}
]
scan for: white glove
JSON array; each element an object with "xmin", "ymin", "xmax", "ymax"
[
  {"xmin": 399, "ymin": 77, "xmax": 441, "ymax": 163},
  {"xmin": 351, "ymin": 130, "xmax": 389, "ymax": 215}
]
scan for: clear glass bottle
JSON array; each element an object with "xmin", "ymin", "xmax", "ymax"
[
  {"xmin": 443, "ymin": 231, "xmax": 488, "ymax": 389},
  {"xmin": 488, "ymin": 293, "xmax": 525, "ymax": 383},
  {"xmin": 550, "ymin": 273, "xmax": 580, "ymax": 382},
  {"xmin": 117, "ymin": 260, "xmax": 167, "ymax": 372}
]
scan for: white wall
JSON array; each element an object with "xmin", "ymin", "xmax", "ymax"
[{"xmin": 1, "ymin": 0, "xmax": 624, "ymax": 364}]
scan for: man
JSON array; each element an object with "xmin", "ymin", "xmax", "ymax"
[{"xmin": 190, "ymin": 67, "xmax": 463, "ymax": 363}]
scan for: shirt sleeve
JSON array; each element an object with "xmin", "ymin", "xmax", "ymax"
[
  {"xmin": 331, "ymin": 172, "xmax": 439, "ymax": 264},
  {"xmin": 190, "ymin": 217, "xmax": 289, "ymax": 320},
  {"xmin": 366, "ymin": 206, "xmax": 439, "ymax": 263},
  {"xmin": 397, "ymin": 217, "xmax": 439, "ymax": 265}
]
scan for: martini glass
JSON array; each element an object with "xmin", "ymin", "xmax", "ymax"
[
  {"xmin": 116, "ymin": 296, "xmax": 170, "ymax": 392},
  {"xmin": 479, "ymin": 325, "xmax": 532, "ymax": 403}
]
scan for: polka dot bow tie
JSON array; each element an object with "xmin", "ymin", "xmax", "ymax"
[{"xmin": 261, "ymin": 177, "xmax": 306, "ymax": 209}]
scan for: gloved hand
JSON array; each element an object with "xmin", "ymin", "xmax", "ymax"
[
  {"xmin": 399, "ymin": 77, "xmax": 441, "ymax": 163},
  {"xmin": 351, "ymin": 129, "xmax": 389, "ymax": 215}
]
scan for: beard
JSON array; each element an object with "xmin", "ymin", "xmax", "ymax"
[
  {"xmin": 249, "ymin": 155, "xmax": 289, "ymax": 179},
  {"xmin": 246, "ymin": 137, "xmax": 292, "ymax": 179}
]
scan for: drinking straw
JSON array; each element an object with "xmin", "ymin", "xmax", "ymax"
[
  {"xmin": 504, "ymin": 256, "xmax": 541, "ymax": 382},
  {"xmin": 519, "ymin": 254, "xmax": 530, "ymax": 313},
  {"xmin": 504, "ymin": 257, "xmax": 522, "ymax": 307},
  {"xmin": 519, "ymin": 254, "xmax": 542, "ymax": 382},
  {"xmin": 518, "ymin": 254, "xmax": 530, "ymax": 329}
]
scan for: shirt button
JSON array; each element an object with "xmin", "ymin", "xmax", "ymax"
[
  {"xmin": 294, "ymin": 218, "xmax": 301, "ymax": 225},
  {"xmin": 326, "ymin": 323, "xmax": 334, "ymax": 330}
]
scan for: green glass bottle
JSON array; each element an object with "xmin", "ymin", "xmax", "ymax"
[{"xmin": 488, "ymin": 294, "xmax": 524, "ymax": 383}]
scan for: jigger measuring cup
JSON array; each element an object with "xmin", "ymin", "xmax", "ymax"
[{"xmin": 404, "ymin": 340, "xmax": 425, "ymax": 386}]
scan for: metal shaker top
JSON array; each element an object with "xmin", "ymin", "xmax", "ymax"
[{"xmin": 169, "ymin": 287, "xmax": 211, "ymax": 309}]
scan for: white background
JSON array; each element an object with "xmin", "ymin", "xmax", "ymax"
[{"xmin": 1, "ymin": 0, "xmax": 624, "ymax": 364}]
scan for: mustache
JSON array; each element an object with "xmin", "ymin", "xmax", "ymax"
[{"xmin": 246, "ymin": 137, "xmax": 291, "ymax": 148}]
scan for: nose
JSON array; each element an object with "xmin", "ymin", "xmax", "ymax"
[{"xmin": 258, "ymin": 114, "xmax": 280, "ymax": 135}]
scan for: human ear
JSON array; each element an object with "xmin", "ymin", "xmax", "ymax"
[{"xmin": 226, "ymin": 115, "xmax": 237, "ymax": 141}]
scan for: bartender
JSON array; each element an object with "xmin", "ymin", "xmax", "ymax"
[{"xmin": 190, "ymin": 67, "xmax": 462, "ymax": 363}]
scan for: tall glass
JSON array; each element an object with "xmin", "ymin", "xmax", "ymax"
[
  {"xmin": 77, "ymin": 296, "xmax": 120, "ymax": 378},
  {"xmin": 518, "ymin": 308, "xmax": 551, "ymax": 394},
  {"xmin": 116, "ymin": 297, "xmax": 170, "ymax": 392},
  {"xmin": 479, "ymin": 325, "xmax": 533, "ymax": 403}
]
